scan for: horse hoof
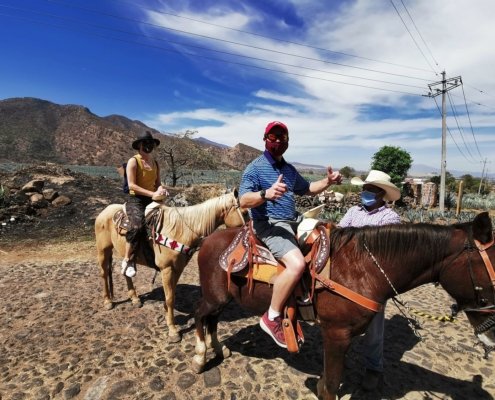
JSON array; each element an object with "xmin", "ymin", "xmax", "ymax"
[
  {"xmin": 132, "ymin": 300, "xmax": 142, "ymax": 308},
  {"xmin": 104, "ymin": 302, "xmax": 114, "ymax": 311},
  {"xmin": 191, "ymin": 356, "xmax": 205, "ymax": 374},
  {"xmin": 168, "ymin": 333, "xmax": 182, "ymax": 343},
  {"xmin": 221, "ymin": 346, "xmax": 231, "ymax": 359}
]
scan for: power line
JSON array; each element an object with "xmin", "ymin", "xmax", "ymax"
[
  {"xmin": 0, "ymin": 11, "xmax": 426, "ymax": 97},
  {"xmin": 389, "ymin": 0, "xmax": 438, "ymax": 75},
  {"xmin": 461, "ymin": 83, "xmax": 483, "ymax": 158},
  {"xmin": 432, "ymin": 96, "xmax": 478, "ymax": 164},
  {"xmin": 446, "ymin": 90, "xmax": 477, "ymax": 162},
  {"xmin": 107, "ymin": 0, "xmax": 435, "ymax": 74},
  {"xmin": 0, "ymin": 4, "xmax": 427, "ymax": 90},
  {"xmin": 464, "ymin": 84, "xmax": 495, "ymax": 100},
  {"xmin": 398, "ymin": 0, "xmax": 439, "ymax": 68},
  {"xmin": 40, "ymin": 0, "xmax": 435, "ymax": 82}
]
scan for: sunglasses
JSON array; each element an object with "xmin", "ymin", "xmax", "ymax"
[{"xmin": 265, "ymin": 132, "xmax": 289, "ymax": 142}]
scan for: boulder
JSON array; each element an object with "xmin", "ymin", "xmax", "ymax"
[
  {"xmin": 29, "ymin": 193, "xmax": 45, "ymax": 203},
  {"xmin": 52, "ymin": 195, "xmax": 72, "ymax": 207},
  {"xmin": 43, "ymin": 189, "xmax": 59, "ymax": 202},
  {"xmin": 22, "ymin": 180, "xmax": 44, "ymax": 193}
]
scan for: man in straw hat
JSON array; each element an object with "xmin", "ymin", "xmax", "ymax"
[
  {"xmin": 239, "ymin": 121, "xmax": 342, "ymax": 349},
  {"xmin": 338, "ymin": 170, "xmax": 401, "ymax": 391},
  {"xmin": 121, "ymin": 131, "xmax": 168, "ymax": 278}
]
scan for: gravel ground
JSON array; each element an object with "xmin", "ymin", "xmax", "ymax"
[{"xmin": 0, "ymin": 241, "xmax": 494, "ymax": 400}]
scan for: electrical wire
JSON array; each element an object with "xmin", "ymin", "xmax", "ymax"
[
  {"xmin": 446, "ymin": 91, "xmax": 477, "ymax": 161},
  {"xmin": 432, "ymin": 96, "xmax": 479, "ymax": 164},
  {"xmin": 0, "ymin": 4, "xmax": 427, "ymax": 90},
  {"xmin": 461, "ymin": 83, "xmax": 483, "ymax": 158},
  {"xmin": 107, "ymin": 0, "xmax": 435, "ymax": 74},
  {"xmin": 398, "ymin": 0, "xmax": 439, "ymax": 69},
  {"xmin": 0, "ymin": 10, "xmax": 426, "ymax": 97},
  {"xmin": 40, "ymin": 0, "xmax": 435, "ymax": 82},
  {"xmin": 389, "ymin": 0, "xmax": 438, "ymax": 75}
]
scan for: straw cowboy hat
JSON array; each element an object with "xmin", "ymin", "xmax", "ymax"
[
  {"xmin": 132, "ymin": 131, "xmax": 160, "ymax": 150},
  {"xmin": 350, "ymin": 170, "xmax": 400, "ymax": 202}
]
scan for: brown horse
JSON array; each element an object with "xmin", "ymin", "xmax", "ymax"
[
  {"xmin": 94, "ymin": 191, "xmax": 246, "ymax": 342},
  {"xmin": 192, "ymin": 212, "xmax": 495, "ymax": 399}
]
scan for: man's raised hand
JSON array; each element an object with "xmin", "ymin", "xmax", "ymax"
[{"xmin": 269, "ymin": 174, "xmax": 287, "ymax": 200}]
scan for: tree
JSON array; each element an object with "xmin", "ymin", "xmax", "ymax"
[
  {"xmin": 157, "ymin": 130, "xmax": 215, "ymax": 187},
  {"xmin": 339, "ymin": 166, "xmax": 356, "ymax": 179},
  {"xmin": 370, "ymin": 146, "xmax": 412, "ymax": 186},
  {"xmin": 430, "ymin": 171, "xmax": 457, "ymax": 192}
]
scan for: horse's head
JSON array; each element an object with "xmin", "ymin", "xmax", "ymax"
[
  {"xmin": 223, "ymin": 189, "xmax": 248, "ymax": 228},
  {"xmin": 448, "ymin": 212, "xmax": 495, "ymax": 353}
]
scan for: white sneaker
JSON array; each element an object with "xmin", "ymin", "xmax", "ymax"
[{"xmin": 121, "ymin": 259, "xmax": 136, "ymax": 278}]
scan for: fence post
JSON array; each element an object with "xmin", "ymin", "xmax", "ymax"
[{"xmin": 456, "ymin": 181, "xmax": 464, "ymax": 215}]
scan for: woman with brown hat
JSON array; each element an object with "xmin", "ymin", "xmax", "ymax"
[{"xmin": 121, "ymin": 131, "xmax": 168, "ymax": 278}]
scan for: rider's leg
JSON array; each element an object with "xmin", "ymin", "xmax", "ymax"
[{"xmin": 270, "ymin": 248, "xmax": 306, "ymax": 313}]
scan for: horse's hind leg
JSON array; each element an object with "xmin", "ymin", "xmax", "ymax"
[
  {"xmin": 193, "ymin": 303, "xmax": 210, "ymax": 373},
  {"xmin": 97, "ymin": 246, "xmax": 114, "ymax": 310},
  {"xmin": 193, "ymin": 300, "xmax": 228, "ymax": 373},
  {"xmin": 206, "ymin": 315, "xmax": 231, "ymax": 360}
]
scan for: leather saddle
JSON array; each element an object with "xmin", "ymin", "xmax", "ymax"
[
  {"xmin": 219, "ymin": 219, "xmax": 331, "ymax": 353},
  {"xmin": 112, "ymin": 202, "xmax": 163, "ymax": 238}
]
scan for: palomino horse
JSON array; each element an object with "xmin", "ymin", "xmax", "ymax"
[
  {"xmin": 192, "ymin": 212, "xmax": 495, "ymax": 399},
  {"xmin": 94, "ymin": 191, "xmax": 245, "ymax": 342}
]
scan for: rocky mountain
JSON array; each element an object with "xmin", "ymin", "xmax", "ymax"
[{"xmin": 0, "ymin": 97, "xmax": 261, "ymax": 170}]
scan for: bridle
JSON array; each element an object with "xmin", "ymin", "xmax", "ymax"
[
  {"xmin": 463, "ymin": 235, "xmax": 495, "ymax": 351},
  {"xmin": 463, "ymin": 237, "xmax": 495, "ymax": 311}
]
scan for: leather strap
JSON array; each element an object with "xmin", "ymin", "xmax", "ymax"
[
  {"xmin": 474, "ymin": 238, "xmax": 495, "ymax": 288},
  {"xmin": 315, "ymin": 274, "xmax": 383, "ymax": 313}
]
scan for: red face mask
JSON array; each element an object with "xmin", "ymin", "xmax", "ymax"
[{"xmin": 265, "ymin": 140, "xmax": 288, "ymax": 157}]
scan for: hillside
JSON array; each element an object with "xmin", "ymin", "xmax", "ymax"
[{"xmin": 0, "ymin": 97, "xmax": 261, "ymax": 170}]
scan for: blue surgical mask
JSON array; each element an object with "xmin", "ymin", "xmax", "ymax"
[{"xmin": 361, "ymin": 190, "xmax": 378, "ymax": 207}]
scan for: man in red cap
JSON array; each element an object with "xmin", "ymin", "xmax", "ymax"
[{"xmin": 239, "ymin": 121, "xmax": 342, "ymax": 348}]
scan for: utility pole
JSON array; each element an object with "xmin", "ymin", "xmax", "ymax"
[
  {"xmin": 427, "ymin": 71, "xmax": 462, "ymax": 213},
  {"xmin": 478, "ymin": 158, "xmax": 491, "ymax": 194}
]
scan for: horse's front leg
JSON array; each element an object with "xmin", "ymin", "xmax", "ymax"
[
  {"xmin": 124, "ymin": 275, "xmax": 142, "ymax": 307},
  {"xmin": 317, "ymin": 323, "xmax": 351, "ymax": 400},
  {"xmin": 160, "ymin": 266, "xmax": 181, "ymax": 343}
]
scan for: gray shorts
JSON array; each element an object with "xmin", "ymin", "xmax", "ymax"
[{"xmin": 252, "ymin": 217, "xmax": 301, "ymax": 259}]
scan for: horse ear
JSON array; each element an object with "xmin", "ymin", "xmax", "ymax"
[
  {"xmin": 473, "ymin": 212, "xmax": 493, "ymax": 244},
  {"xmin": 233, "ymin": 187, "xmax": 239, "ymax": 198}
]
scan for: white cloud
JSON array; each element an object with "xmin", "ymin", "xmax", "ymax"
[{"xmin": 144, "ymin": 0, "xmax": 495, "ymax": 174}]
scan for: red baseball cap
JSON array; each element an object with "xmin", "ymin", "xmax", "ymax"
[{"xmin": 264, "ymin": 121, "xmax": 288, "ymax": 136}]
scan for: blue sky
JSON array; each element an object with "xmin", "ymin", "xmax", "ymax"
[{"xmin": 1, "ymin": 0, "xmax": 494, "ymax": 175}]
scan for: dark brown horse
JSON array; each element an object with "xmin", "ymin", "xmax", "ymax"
[{"xmin": 192, "ymin": 212, "xmax": 495, "ymax": 400}]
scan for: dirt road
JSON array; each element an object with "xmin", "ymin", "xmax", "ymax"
[{"xmin": 0, "ymin": 240, "xmax": 494, "ymax": 400}]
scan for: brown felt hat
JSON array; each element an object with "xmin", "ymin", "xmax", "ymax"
[{"xmin": 132, "ymin": 131, "xmax": 160, "ymax": 150}]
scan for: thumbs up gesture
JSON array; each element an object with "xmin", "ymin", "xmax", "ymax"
[{"xmin": 267, "ymin": 174, "xmax": 287, "ymax": 201}]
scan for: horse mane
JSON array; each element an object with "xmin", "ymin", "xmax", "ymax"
[
  {"xmin": 160, "ymin": 193, "xmax": 235, "ymax": 241},
  {"xmin": 331, "ymin": 222, "xmax": 464, "ymax": 266}
]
